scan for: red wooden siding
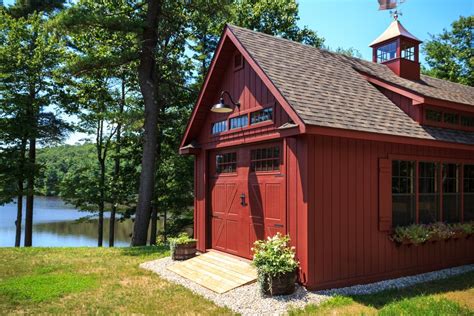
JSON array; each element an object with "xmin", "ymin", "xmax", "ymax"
[
  {"xmin": 197, "ymin": 49, "xmax": 291, "ymax": 148},
  {"xmin": 377, "ymin": 86, "xmax": 422, "ymax": 122},
  {"xmin": 306, "ymin": 134, "xmax": 474, "ymax": 290}
]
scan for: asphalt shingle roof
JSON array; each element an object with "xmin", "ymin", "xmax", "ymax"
[{"xmin": 228, "ymin": 25, "xmax": 474, "ymax": 145}]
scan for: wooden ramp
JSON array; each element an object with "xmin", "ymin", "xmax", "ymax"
[{"xmin": 167, "ymin": 251, "xmax": 257, "ymax": 294}]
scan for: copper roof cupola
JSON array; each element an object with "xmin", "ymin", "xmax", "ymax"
[{"xmin": 370, "ymin": 18, "xmax": 422, "ymax": 80}]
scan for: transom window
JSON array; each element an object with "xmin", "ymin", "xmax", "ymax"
[
  {"xmin": 229, "ymin": 114, "xmax": 248, "ymax": 129},
  {"xmin": 392, "ymin": 160, "xmax": 473, "ymax": 227},
  {"xmin": 211, "ymin": 120, "xmax": 227, "ymax": 134},
  {"xmin": 250, "ymin": 146, "xmax": 280, "ymax": 172},
  {"xmin": 250, "ymin": 107, "xmax": 273, "ymax": 125},
  {"xmin": 425, "ymin": 108, "xmax": 474, "ymax": 131},
  {"xmin": 426, "ymin": 109, "xmax": 442, "ymax": 122},
  {"xmin": 377, "ymin": 41, "xmax": 397, "ymax": 63},
  {"xmin": 443, "ymin": 112, "xmax": 459, "ymax": 125},
  {"xmin": 461, "ymin": 115, "xmax": 474, "ymax": 127},
  {"xmin": 216, "ymin": 152, "xmax": 237, "ymax": 174}
]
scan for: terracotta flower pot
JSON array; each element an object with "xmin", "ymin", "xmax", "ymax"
[
  {"xmin": 259, "ymin": 271, "xmax": 297, "ymax": 296},
  {"xmin": 171, "ymin": 241, "xmax": 197, "ymax": 261}
]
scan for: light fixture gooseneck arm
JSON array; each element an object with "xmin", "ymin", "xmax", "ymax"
[{"xmin": 220, "ymin": 90, "xmax": 240, "ymax": 108}]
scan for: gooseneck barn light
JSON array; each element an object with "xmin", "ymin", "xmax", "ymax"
[{"xmin": 210, "ymin": 90, "xmax": 240, "ymax": 113}]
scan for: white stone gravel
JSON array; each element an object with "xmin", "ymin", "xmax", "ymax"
[{"xmin": 140, "ymin": 258, "xmax": 474, "ymax": 316}]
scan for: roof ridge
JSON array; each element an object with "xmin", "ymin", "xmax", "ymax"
[{"xmin": 228, "ymin": 24, "xmax": 474, "ymax": 92}]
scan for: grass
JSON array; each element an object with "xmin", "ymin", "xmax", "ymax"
[
  {"xmin": 0, "ymin": 247, "xmax": 233, "ymax": 315},
  {"xmin": 0, "ymin": 247, "xmax": 472, "ymax": 315},
  {"xmin": 289, "ymin": 271, "xmax": 474, "ymax": 316}
]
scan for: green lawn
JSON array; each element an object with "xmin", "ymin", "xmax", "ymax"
[
  {"xmin": 0, "ymin": 247, "xmax": 232, "ymax": 315},
  {"xmin": 289, "ymin": 270, "xmax": 474, "ymax": 315},
  {"xmin": 0, "ymin": 247, "xmax": 472, "ymax": 315}
]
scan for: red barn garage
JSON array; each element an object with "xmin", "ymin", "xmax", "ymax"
[{"xmin": 180, "ymin": 20, "xmax": 474, "ymax": 290}]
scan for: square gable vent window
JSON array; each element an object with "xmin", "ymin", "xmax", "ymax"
[{"xmin": 234, "ymin": 52, "xmax": 243, "ymax": 71}]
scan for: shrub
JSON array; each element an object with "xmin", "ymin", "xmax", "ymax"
[{"xmin": 251, "ymin": 233, "xmax": 299, "ymax": 277}]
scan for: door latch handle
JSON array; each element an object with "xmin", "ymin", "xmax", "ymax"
[
  {"xmin": 240, "ymin": 193, "xmax": 246, "ymax": 206},
  {"xmin": 274, "ymin": 224, "xmax": 284, "ymax": 228}
]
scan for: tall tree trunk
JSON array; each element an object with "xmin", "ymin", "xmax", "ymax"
[
  {"xmin": 149, "ymin": 118, "xmax": 164, "ymax": 245},
  {"xmin": 109, "ymin": 78, "xmax": 125, "ymax": 247},
  {"xmin": 132, "ymin": 0, "xmax": 162, "ymax": 246},
  {"xmin": 98, "ymin": 157, "xmax": 105, "ymax": 247},
  {"xmin": 24, "ymin": 93, "xmax": 37, "ymax": 247},
  {"xmin": 15, "ymin": 138, "xmax": 27, "ymax": 247},
  {"xmin": 150, "ymin": 204, "xmax": 158, "ymax": 245},
  {"xmin": 15, "ymin": 182, "xmax": 23, "ymax": 247},
  {"xmin": 163, "ymin": 208, "xmax": 167, "ymax": 242},
  {"xmin": 24, "ymin": 137, "xmax": 35, "ymax": 247}
]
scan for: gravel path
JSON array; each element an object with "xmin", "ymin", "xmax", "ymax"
[{"xmin": 140, "ymin": 258, "xmax": 474, "ymax": 316}]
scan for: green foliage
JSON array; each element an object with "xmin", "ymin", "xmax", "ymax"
[
  {"xmin": 423, "ymin": 16, "xmax": 473, "ymax": 86},
  {"xmin": 391, "ymin": 222, "xmax": 474, "ymax": 245},
  {"xmin": 252, "ymin": 233, "xmax": 299, "ymax": 277},
  {"xmin": 391, "ymin": 224, "xmax": 431, "ymax": 244},
  {"xmin": 450, "ymin": 221, "xmax": 474, "ymax": 234},
  {"xmin": 168, "ymin": 232, "xmax": 196, "ymax": 252},
  {"xmin": 188, "ymin": 0, "xmax": 324, "ymax": 80},
  {"xmin": 0, "ymin": 273, "xmax": 97, "ymax": 303},
  {"xmin": 0, "ymin": 5, "xmax": 69, "ymax": 209}
]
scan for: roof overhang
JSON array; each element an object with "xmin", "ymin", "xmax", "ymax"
[{"xmin": 360, "ymin": 72, "xmax": 474, "ymax": 113}]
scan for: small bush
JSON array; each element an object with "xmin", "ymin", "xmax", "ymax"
[{"xmin": 252, "ymin": 233, "xmax": 299, "ymax": 277}]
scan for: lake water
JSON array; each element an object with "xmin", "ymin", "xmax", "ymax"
[{"xmin": 0, "ymin": 196, "xmax": 133, "ymax": 247}]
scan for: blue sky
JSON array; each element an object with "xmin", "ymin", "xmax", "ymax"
[{"xmin": 298, "ymin": 0, "xmax": 473, "ymax": 60}]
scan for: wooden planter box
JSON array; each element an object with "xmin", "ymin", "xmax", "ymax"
[
  {"xmin": 259, "ymin": 271, "xmax": 297, "ymax": 296},
  {"xmin": 171, "ymin": 241, "xmax": 197, "ymax": 261},
  {"xmin": 451, "ymin": 231, "xmax": 467, "ymax": 240}
]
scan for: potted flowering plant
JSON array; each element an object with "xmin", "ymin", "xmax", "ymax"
[
  {"xmin": 390, "ymin": 224, "xmax": 430, "ymax": 246},
  {"xmin": 169, "ymin": 233, "xmax": 197, "ymax": 261},
  {"xmin": 251, "ymin": 233, "xmax": 299, "ymax": 296},
  {"xmin": 428, "ymin": 222, "xmax": 453, "ymax": 242}
]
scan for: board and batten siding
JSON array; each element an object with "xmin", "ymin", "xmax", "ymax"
[
  {"xmin": 305, "ymin": 134, "xmax": 474, "ymax": 290},
  {"xmin": 197, "ymin": 51, "xmax": 290, "ymax": 148}
]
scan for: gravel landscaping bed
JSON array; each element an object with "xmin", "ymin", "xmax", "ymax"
[{"xmin": 140, "ymin": 258, "xmax": 474, "ymax": 316}]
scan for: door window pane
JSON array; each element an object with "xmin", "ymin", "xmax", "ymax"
[
  {"xmin": 442, "ymin": 163, "xmax": 461, "ymax": 223},
  {"xmin": 250, "ymin": 146, "xmax": 280, "ymax": 172},
  {"xmin": 392, "ymin": 160, "xmax": 416, "ymax": 227},
  {"xmin": 418, "ymin": 162, "xmax": 440, "ymax": 224},
  {"xmin": 216, "ymin": 152, "xmax": 237, "ymax": 174},
  {"xmin": 463, "ymin": 164, "xmax": 474, "ymax": 221}
]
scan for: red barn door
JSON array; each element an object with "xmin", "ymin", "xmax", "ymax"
[{"xmin": 209, "ymin": 142, "xmax": 285, "ymax": 259}]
